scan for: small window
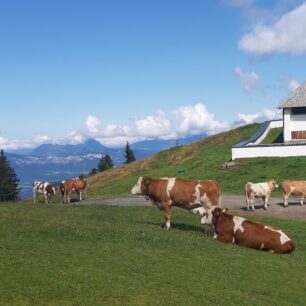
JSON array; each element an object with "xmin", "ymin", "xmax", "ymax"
[{"xmin": 292, "ymin": 107, "xmax": 306, "ymax": 115}]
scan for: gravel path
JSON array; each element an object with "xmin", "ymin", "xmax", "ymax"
[{"xmin": 80, "ymin": 194, "xmax": 306, "ymax": 221}]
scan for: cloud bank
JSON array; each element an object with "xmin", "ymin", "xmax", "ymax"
[
  {"xmin": 1, "ymin": 103, "xmax": 285, "ymax": 150},
  {"xmin": 239, "ymin": 3, "xmax": 306, "ymax": 55}
]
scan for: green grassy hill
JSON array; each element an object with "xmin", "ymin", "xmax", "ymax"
[{"xmin": 87, "ymin": 123, "xmax": 306, "ymax": 197}]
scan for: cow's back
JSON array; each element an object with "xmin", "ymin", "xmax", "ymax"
[{"xmin": 169, "ymin": 178, "xmax": 220, "ymax": 207}]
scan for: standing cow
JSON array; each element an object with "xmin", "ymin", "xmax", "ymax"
[
  {"xmin": 245, "ymin": 180, "xmax": 278, "ymax": 211},
  {"xmin": 201, "ymin": 207, "xmax": 295, "ymax": 254},
  {"xmin": 131, "ymin": 177, "xmax": 221, "ymax": 230},
  {"xmin": 282, "ymin": 180, "xmax": 306, "ymax": 207},
  {"xmin": 60, "ymin": 178, "xmax": 88, "ymax": 204},
  {"xmin": 33, "ymin": 181, "xmax": 56, "ymax": 204}
]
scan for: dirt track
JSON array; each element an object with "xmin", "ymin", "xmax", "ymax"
[{"xmin": 81, "ymin": 195, "xmax": 306, "ymax": 221}]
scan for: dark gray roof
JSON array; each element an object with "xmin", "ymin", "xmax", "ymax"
[{"xmin": 279, "ymin": 81, "xmax": 306, "ymax": 109}]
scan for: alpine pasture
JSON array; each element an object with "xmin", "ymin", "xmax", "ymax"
[{"xmin": 1, "ymin": 124, "xmax": 306, "ymax": 305}]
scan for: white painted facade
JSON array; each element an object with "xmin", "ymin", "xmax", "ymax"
[{"xmin": 283, "ymin": 108, "xmax": 306, "ymax": 141}]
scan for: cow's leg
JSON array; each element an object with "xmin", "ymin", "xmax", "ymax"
[
  {"xmin": 245, "ymin": 196, "xmax": 250, "ymax": 211},
  {"xmin": 301, "ymin": 194, "xmax": 304, "ymax": 206},
  {"xmin": 79, "ymin": 191, "xmax": 82, "ymax": 201},
  {"xmin": 283, "ymin": 191, "xmax": 290, "ymax": 207},
  {"xmin": 216, "ymin": 233, "xmax": 233, "ymax": 244},
  {"xmin": 250, "ymin": 196, "xmax": 255, "ymax": 211},
  {"xmin": 44, "ymin": 193, "xmax": 48, "ymax": 204},
  {"xmin": 263, "ymin": 196, "xmax": 268, "ymax": 210},
  {"xmin": 67, "ymin": 192, "xmax": 71, "ymax": 204},
  {"xmin": 33, "ymin": 193, "xmax": 37, "ymax": 204},
  {"xmin": 163, "ymin": 205, "xmax": 171, "ymax": 230}
]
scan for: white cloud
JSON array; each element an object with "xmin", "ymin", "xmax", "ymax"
[
  {"xmin": 0, "ymin": 136, "xmax": 34, "ymax": 151},
  {"xmin": 33, "ymin": 135, "xmax": 51, "ymax": 144},
  {"xmin": 235, "ymin": 66, "xmax": 261, "ymax": 93},
  {"xmin": 85, "ymin": 115, "xmax": 100, "ymax": 134},
  {"xmin": 1, "ymin": 104, "xmax": 284, "ymax": 150},
  {"xmin": 66, "ymin": 132, "xmax": 86, "ymax": 145},
  {"xmin": 239, "ymin": 3, "xmax": 306, "ymax": 55},
  {"xmin": 234, "ymin": 108, "xmax": 282, "ymax": 126},
  {"xmin": 172, "ymin": 104, "xmax": 230, "ymax": 135}
]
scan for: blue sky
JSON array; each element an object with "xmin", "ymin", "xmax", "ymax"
[{"xmin": 1, "ymin": 0, "xmax": 306, "ymax": 149}]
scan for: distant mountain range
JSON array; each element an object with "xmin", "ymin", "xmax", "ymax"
[{"xmin": 6, "ymin": 134, "xmax": 206, "ymax": 198}]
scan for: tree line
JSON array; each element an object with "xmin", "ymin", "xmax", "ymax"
[{"xmin": 89, "ymin": 141, "xmax": 136, "ymax": 175}]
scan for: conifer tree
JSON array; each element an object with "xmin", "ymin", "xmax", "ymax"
[
  {"xmin": 0, "ymin": 150, "xmax": 20, "ymax": 201},
  {"xmin": 98, "ymin": 154, "xmax": 114, "ymax": 172},
  {"xmin": 124, "ymin": 142, "xmax": 136, "ymax": 164}
]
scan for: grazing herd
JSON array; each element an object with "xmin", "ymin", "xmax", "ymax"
[
  {"xmin": 131, "ymin": 176, "xmax": 298, "ymax": 254},
  {"xmin": 32, "ymin": 178, "xmax": 88, "ymax": 204},
  {"xmin": 32, "ymin": 174, "xmax": 298, "ymax": 254}
]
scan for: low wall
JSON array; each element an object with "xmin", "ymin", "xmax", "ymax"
[{"xmin": 232, "ymin": 143, "xmax": 306, "ymax": 160}]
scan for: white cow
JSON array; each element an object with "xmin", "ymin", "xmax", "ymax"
[
  {"xmin": 33, "ymin": 181, "xmax": 56, "ymax": 204},
  {"xmin": 245, "ymin": 180, "xmax": 278, "ymax": 211}
]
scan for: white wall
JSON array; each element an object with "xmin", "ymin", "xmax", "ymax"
[
  {"xmin": 283, "ymin": 108, "xmax": 291, "ymax": 142},
  {"xmin": 232, "ymin": 144, "xmax": 306, "ymax": 160},
  {"xmin": 290, "ymin": 114, "xmax": 306, "ymax": 131}
]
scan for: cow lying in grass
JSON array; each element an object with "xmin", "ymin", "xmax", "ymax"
[
  {"xmin": 200, "ymin": 207, "xmax": 295, "ymax": 254},
  {"xmin": 245, "ymin": 180, "xmax": 278, "ymax": 211},
  {"xmin": 131, "ymin": 176, "xmax": 221, "ymax": 230}
]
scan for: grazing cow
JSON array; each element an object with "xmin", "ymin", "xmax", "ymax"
[
  {"xmin": 245, "ymin": 180, "xmax": 278, "ymax": 211},
  {"xmin": 33, "ymin": 181, "xmax": 56, "ymax": 204},
  {"xmin": 131, "ymin": 177, "xmax": 221, "ymax": 230},
  {"xmin": 201, "ymin": 207, "xmax": 295, "ymax": 254},
  {"xmin": 60, "ymin": 178, "xmax": 88, "ymax": 204},
  {"xmin": 282, "ymin": 180, "xmax": 306, "ymax": 207}
]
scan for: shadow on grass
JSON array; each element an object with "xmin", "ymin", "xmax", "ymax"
[
  {"xmin": 239, "ymin": 204, "xmax": 266, "ymax": 212},
  {"xmin": 276, "ymin": 201, "xmax": 302, "ymax": 207},
  {"xmin": 135, "ymin": 220, "xmax": 212, "ymax": 236}
]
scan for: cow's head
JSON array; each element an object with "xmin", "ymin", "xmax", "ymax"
[
  {"xmin": 270, "ymin": 179, "xmax": 278, "ymax": 189},
  {"xmin": 201, "ymin": 207, "xmax": 228, "ymax": 224},
  {"xmin": 131, "ymin": 177, "xmax": 150, "ymax": 195},
  {"xmin": 46, "ymin": 184, "xmax": 56, "ymax": 196}
]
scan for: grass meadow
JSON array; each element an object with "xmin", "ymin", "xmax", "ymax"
[{"xmin": 1, "ymin": 201, "xmax": 306, "ymax": 305}]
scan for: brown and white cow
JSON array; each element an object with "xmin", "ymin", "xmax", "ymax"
[
  {"xmin": 60, "ymin": 178, "xmax": 88, "ymax": 204},
  {"xmin": 282, "ymin": 180, "xmax": 306, "ymax": 207},
  {"xmin": 33, "ymin": 181, "xmax": 56, "ymax": 204},
  {"xmin": 131, "ymin": 177, "xmax": 221, "ymax": 230},
  {"xmin": 245, "ymin": 180, "xmax": 278, "ymax": 211},
  {"xmin": 201, "ymin": 207, "xmax": 295, "ymax": 254}
]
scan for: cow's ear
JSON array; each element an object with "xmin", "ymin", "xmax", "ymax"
[
  {"xmin": 222, "ymin": 208, "xmax": 228, "ymax": 213},
  {"xmin": 212, "ymin": 207, "xmax": 222, "ymax": 217},
  {"xmin": 143, "ymin": 177, "xmax": 150, "ymax": 187}
]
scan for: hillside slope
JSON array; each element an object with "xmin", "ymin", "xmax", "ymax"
[{"xmin": 87, "ymin": 123, "xmax": 306, "ymax": 197}]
